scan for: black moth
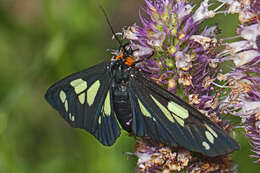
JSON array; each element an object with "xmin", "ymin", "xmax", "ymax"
[{"xmin": 45, "ymin": 9, "xmax": 239, "ymax": 157}]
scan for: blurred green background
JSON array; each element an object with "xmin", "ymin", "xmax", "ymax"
[{"xmin": 0, "ymin": 0, "xmax": 259, "ymax": 172}]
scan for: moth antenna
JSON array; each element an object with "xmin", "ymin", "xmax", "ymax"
[{"xmin": 99, "ymin": 5, "xmax": 123, "ymax": 47}]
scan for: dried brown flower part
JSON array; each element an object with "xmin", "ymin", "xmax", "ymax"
[
  {"xmin": 187, "ymin": 155, "xmax": 235, "ymax": 173},
  {"xmin": 229, "ymin": 79, "xmax": 252, "ymax": 94},
  {"xmin": 178, "ymin": 72, "xmax": 193, "ymax": 86},
  {"xmin": 217, "ymin": 73, "xmax": 228, "ymax": 81},
  {"xmin": 135, "ymin": 139, "xmax": 236, "ymax": 173},
  {"xmin": 255, "ymin": 112, "xmax": 260, "ymax": 121},
  {"xmin": 202, "ymin": 76, "xmax": 214, "ymax": 89},
  {"xmin": 189, "ymin": 94, "xmax": 201, "ymax": 105},
  {"xmin": 168, "ymin": 78, "xmax": 177, "ymax": 90},
  {"xmin": 135, "ymin": 139, "xmax": 192, "ymax": 173}
]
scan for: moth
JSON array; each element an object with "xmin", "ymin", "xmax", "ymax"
[{"xmin": 45, "ymin": 9, "xmax": 239, "ymax": 157}]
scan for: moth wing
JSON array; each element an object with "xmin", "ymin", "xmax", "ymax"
[
  {"xmin": 45, "ymin": 62, "xmax": 120, "ymax": 145},
  {"xmin": 129, "ymin": 71, "xmax": 239, "ymax": 156}
]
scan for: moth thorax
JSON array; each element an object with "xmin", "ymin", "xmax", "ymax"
[{"xmin": 113, "ymin": 66, "xmax": 130, "ymax": 83}]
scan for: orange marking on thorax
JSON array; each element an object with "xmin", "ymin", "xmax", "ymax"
[
  {"xmin": 125, "ymin": 57, "xmax": 134, "ymax": 66},
  {"xmin": 116, "ymin": 53, "xmax": 124, "ymax": 60}
]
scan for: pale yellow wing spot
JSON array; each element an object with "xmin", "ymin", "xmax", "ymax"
[
  {"xmin": 64, "ymin": 100, "xmax": 68, "ymax": 112},
  {"xmin": 205, "ymin": 124, "xmax": 218, "ymax": 138},
  {"xmin": 202, "ymin": 141, "xmax": 210, "ymax": 150},
  {"xmin": 59, "ymin": 90, "xmax": 66, "ymax": 103},
  {"xmin": 138, "ymin": 99, "xmax": 152, "ymax": 118},
  {"xmin": 75, "ymin": 81, "xmax": 87, "ymax": 94},
  {"xmin": 78, "ymin": 93, "xmax": 85, "ymax": 104},
  {"xmin": 68, "ymin": 113, "xmax": 75, "ymax": 122},
  {"xmin": 168, "ymin": 101, "xmax": 189, "ymax": 119},
  {"xmin": 98, "ymin": 116, "xmax": 102, "ymax": 125},
  {"xmin": 70, "ymin": 78, "xmax": 84, "ymax": 87},
  {"xmin": 150, "ymin": 95, "xmax": 175, "ymax": 123},
  {"xmin": 172, "ymin": 113, "xmax": 184, "ymax": 127},
  {"xmin": 87, "ymin": 80, "xmax": 100, "ymax": 106},
  {"xmin": 103, "ymin": 91, "xmax": 111, "ymax": 116},
  {"xmin": 70, "ymin": 79, "xmax": 87, "ymax": 94},
  {"xmin": 205, "ymin": 131, "xmax": 214, "ymax": 144},
  {"xmin": 71, "ymin": 115, "xmax": 75, "ymax": 122}
]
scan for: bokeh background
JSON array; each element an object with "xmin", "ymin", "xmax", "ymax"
[{"xmin": 0, "ymin": 0, "xmax": 259, "ymax": 172}]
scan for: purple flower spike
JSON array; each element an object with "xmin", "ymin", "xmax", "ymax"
[
  {"xmin": 216, "ymin": 0, "xmax": 260, "ymax": 163},
  {"xmin": 120, "ymin": 0, "xmax": 260, "ymax": 171}
]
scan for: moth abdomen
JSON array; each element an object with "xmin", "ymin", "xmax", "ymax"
[{"xmin": 112, "ymin": 85, "xmax": 133, "ymax": 132}]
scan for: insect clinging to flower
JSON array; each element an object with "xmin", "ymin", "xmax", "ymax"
[{"xmin": 45, "ymin": 4, "xmax": 240, "ymax": 158}]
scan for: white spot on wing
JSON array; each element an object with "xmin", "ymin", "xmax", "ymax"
[
  {"xmin": 103, "ymin": 91, "xmax": 111, "ymax": 116},
  {"xmin": 87, "ymin": 80, "xmax": 100, "ymax": 106},
  {"xmin": 205, "ymin": 131, "xmax": 214, "ymax": 144},
  {"xmin": 150, "ymin": 95, "xmax": 175, "ymax": 123},
  {"xmin": 168, "ymin": 101, "xmax": 189, "ymax": 119},
  {"xmin": 59, "ymin": 90, "xmax": 66, "ymax": 103},
  {"xmin": 205, "ymin": 124, "xmax": 218, "ymax": 138},
  {"xmin": 78, "ymin": 93, "xmax": 85, "ymax": 104},
  {"xmin": 138, "ymin": 99, "xmax": 152, "ymax": 118},
  {"xmin": 202, "ymin": 141, "xmax": 210, "ymax": 150}
]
